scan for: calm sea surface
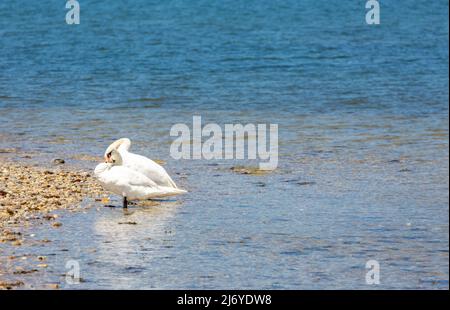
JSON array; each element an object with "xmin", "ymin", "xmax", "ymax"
[{"xmin": 0, "ymin": 1, "xmax": 448, "ymax": 289}]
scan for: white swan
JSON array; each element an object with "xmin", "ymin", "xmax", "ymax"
[
  {"xmin": 95, "ymin": 150, "xmax": 187, "ymax": 208},
  {"xmin": 104, "ymin": 138, "xmax": 178, "ymax": 188}
]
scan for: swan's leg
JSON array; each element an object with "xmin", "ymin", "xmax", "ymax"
[{"xmin": 123, "ymin": 196, "xmax": 128, "ymax": 208}]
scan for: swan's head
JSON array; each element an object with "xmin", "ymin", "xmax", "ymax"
[
  {"xmin": 104, "ymin": 138, "xmax": 130, "ymax": 163},
  {"xmin": 94, "ymin": 151, "xmax": 122, "ymax": 176},
  {"xmin": 109, "ymin": 149, "xmax": 123, "ymax": 166}
]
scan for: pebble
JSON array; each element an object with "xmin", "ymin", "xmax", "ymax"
[
  {"xmin": 0, "ymin": 280, "xmax": 24, "ymax": 289},
  {"xmin": 230, "ymin": 166, "xmax": 271, "ymax": 175},
  {"xmin": 47, "ymin": 283, "xmax": 59, "ymax": 289},
  {"xmin": 0, "ymin": 148, "xmax": 17, "ymax": 154},
  {"xmin": 52, "ymin": 158, "xmax": 65, "ymax": 165},
  {"xmin": 118, "ymin": 221, "xmax": 137, "ymax": 225},
  {"xmin": 11, "ymin": 240, "xmax": 22, "ymax": 246}
]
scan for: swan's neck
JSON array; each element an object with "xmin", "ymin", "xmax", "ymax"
[
  {"xmin": 105, "ymin": 138, "xmax": 131, "ymax": 158},
  {"xmin": 117, "ymin": 138, "xmax": 131, "ymax": 152}
]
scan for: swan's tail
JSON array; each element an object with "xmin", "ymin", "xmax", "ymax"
[
  {"xmin": 166, "ymin": 175, "xmax": 179, "ymax": 189},
  {"xmin": 163, "ymin": 187, "xmax": 187, "ymax": 196},
  {"xmin": 145, "ymin": 186, "xmax": 187, "ymax": 198}
]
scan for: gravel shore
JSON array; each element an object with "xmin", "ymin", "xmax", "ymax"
[
  {"xmin": 0, "ymin": 159, "xmax": 104, "ymax": 229},
  {"xmin": 0, "ymin": 158, "xmax": 104, "ymax": 289}
]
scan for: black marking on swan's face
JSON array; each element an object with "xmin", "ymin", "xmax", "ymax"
[{"xmin": 105, "ymin": 151, "xmax": 113, "ymax": 163}]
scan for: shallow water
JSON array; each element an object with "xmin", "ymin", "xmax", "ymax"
[{"xmin": 0, "ymin": 1, "xmax": 449, "ymax": 289}]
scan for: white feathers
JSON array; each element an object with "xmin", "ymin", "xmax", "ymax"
[
  {"xmin": 104, "ymin": 138, "xmax": 178, "ymax": 188},
  {"xmin": 95, "ymin": 139, "xmax": 186, "ymax": 203},
  {"xmin": 94, "ymin": 162, "xmax": 186, "ymax": 200}
]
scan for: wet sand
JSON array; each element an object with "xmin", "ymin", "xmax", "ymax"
[{"xmin": 0, "ymin": 157, "xmax": 104, "ymax": 289}]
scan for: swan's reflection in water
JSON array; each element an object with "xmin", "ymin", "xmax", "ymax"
[{"xmin": 91, "ymin": 200, "xmax": 182, "ymax": 289}]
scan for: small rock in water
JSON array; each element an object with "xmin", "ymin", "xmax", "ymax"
[
  {"xmin": 44, "ymin": 214, "xmax": 58, "ymax": 220},
  {"xmin": 11, "ymin": 240, "xmax": 22, "ymax": 246},
  {"xmin": 399, "ymin": 168, "xmax": 412, "ymax": 172},
  {"xmin": 47, "ymin": 283, "xmax": 60, "ymax": 289},
  {"xmin": 0, "ymin": 280, "xmax": 24, "ymax": 289},
  {"xmin": 296, "ymin": 181, "xmax": 316, "ymax": 186},
  {"xmin": 118, "ymin": 221, "xmax": 137, "ymax": 225},
  {"xmin": 52, "ymin": 158, "xmax": 65, "ymax": 165},
  {"xmin": 388, "ymin": 159, "xmax": 401, "ymax": 163},
  {"xmin": 13, "ymin": 268, "xmax": 38, "ymax": 275},
  {"xmin": 0, "ymin": 148, "xmax": 17, "ymax": 153},
  {"xmin": 101, "ymin": 197, "xmax": 110, "ymax": 204},
  {"xmin": 255, "ymin": 182, "xmax": 266, "ymax": 187},
  {"xmin": 230, "ymin": 166, "xmax": 270, "ymax": 175}
]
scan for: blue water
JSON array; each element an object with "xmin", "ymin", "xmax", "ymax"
[{"xmin": 0, "ymin": 1, "xmax": 448, "ymax": 289}]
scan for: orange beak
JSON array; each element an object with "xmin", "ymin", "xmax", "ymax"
[{"xmin": 104, "ymin": 153, "xmax": 112, "ymax": 163}]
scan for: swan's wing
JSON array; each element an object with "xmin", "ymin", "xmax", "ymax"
[
  {"xmin": 111, "ymin": 166, "xmax": 158, "ymax": 188},
  {"xmin": 97, "ymin": 165, "xmax": 186, "ymax": 200},
  {"xmin": 109, "ymin": 166, "xmax": 185, "ymax": 199},
  {"xmin": 123, "ymin": 151, "xmax": 178, "ymax": 188}
]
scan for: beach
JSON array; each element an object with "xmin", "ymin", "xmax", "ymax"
[
  {"xmin": 0, "ymin": 159, "xmax": 103, "ymax": 227},
  {"xmin": 0, "ymin": 155, "xmax": 106, "ymax": 289}
]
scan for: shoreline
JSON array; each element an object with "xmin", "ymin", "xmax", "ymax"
[
  {"xmin": 0, "ymin": 158, "xmax": 104, "ymax": 229},
  {"xmin": 0, "ymin": 157, "xmax": 104, "ymax": 289}
]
